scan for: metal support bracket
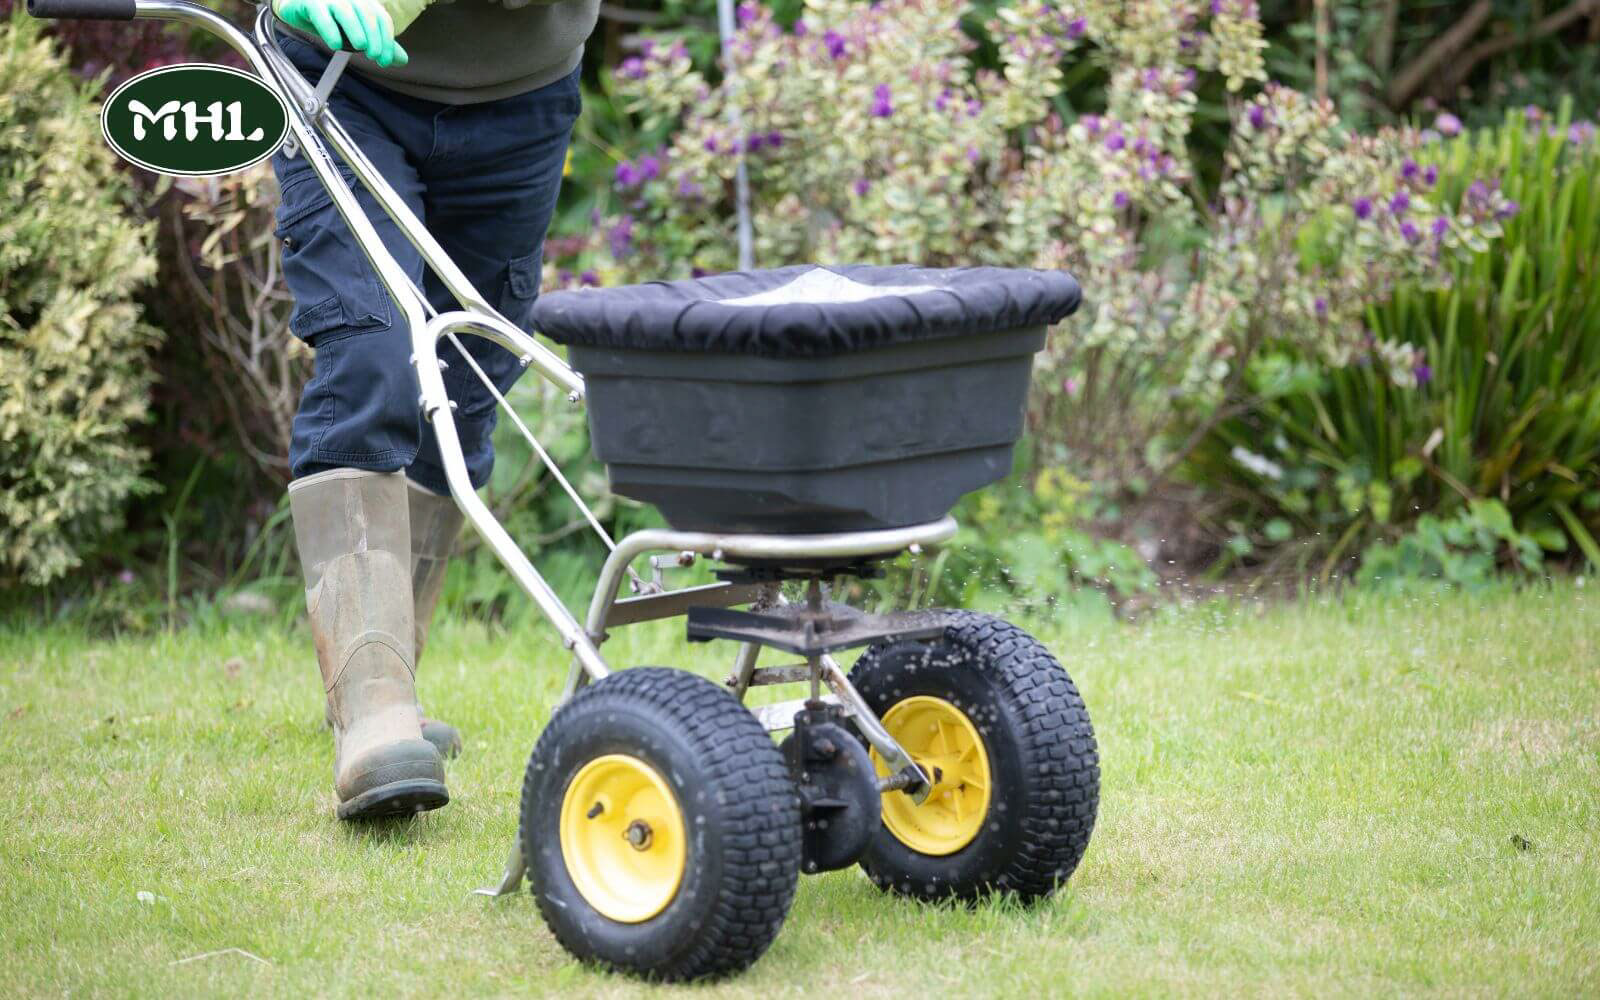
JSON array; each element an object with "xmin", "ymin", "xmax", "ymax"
[{"xmin": 473, "ymin": 839, "xmax": 526, "ymax": 898}]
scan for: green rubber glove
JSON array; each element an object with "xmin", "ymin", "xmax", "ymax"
[{"xmin": 274, "ymin": 0, "xmax": 409, "ymax": 68}]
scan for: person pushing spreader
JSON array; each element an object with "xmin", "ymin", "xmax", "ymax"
[{"xmin": 29, "ymin": 0, "xmax": 1100, "ymax": 981}]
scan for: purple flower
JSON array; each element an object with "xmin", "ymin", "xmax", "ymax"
[
  {"xmin": 614, "ymin": 161, "xmax": 639, "ymax": 187},
  {"xmin": 1389, "ymin": 191, "xmax": 1410, "ymax": 214},
  {"xmin": 823, "ymin": 29, "xmax": 847, "ymax": 60},
  {"xmin": 1400, "ymin": 220, "xmax": 1421, "ymax": 243},
  {"xmin": 607, "ymin": 215, "xmax": 635, "ymax": 257},
  {"xmin": 853, "ymin": 177, "xmax": 871, "ymax": 197},
  {"xmin": 1080, "ymin": 113, "xmax": 1102, "ymax": 135},
  {"xmin": 1524, "ymin": 105, "xmax": 1543, "ymax": 122},
  {"xmin": 1401, "ymin": 159, "xmax": 1419, "ymax": 181},
  {"xmin": 1423, "ymin": 164, "xmax": 1438, "ymax": 186},
  {"xmin": 1113, "ymin": 190, "xmax": 1130, "ymax": 209},
  {"xmin": 1431, "ymin": 216, "xmax": 1450, "ymax": 239},
  {"xmin": 1065, "ymin": 16, "xmax": 1087, "ymax": 39},
  {"xmin": 1435, "ymin": 112, "xmax": 1462, "ymax": 137},
  {"xmin": 677, "ymin": 177, "xmax": 702, "ymax": 198},
  {"xmin": 690, "ymin": 267, "xmax": 709, "ymax": 278},
  {"xmin": 870, "ymin": 83, "xmax": 894, "ymax": 118},
  {"xmin": 638, "ymin": 154, "xmax": 662, "ymax": 180},
  {"xmin": 935, "ymin": 89, "xmax": 951, "ymax": 112},
  {"xmin": 736, "ymin": 1, "xmax": 757, "ymax": 26},
  {"xmin": 579, "ymin": 269, "xmax": 599, "ymax": 287},
  {"xmin": 117, "ymin": 569, "xmax": 135, "ymax": 585},
  {"xmin": 1105, "ymin": 131, "xmax": 1126, "ymax": 152},
  {"xmin": 1569, "ymin": 121, "xmax": 1597, "ymax": 145},
  {"xmin": 1314, "ymin": 296, "xmax": 1328, "ymax": 317},
  {"xmin": 966, "ymin": 145, "xmax": 980, "ymax": 164},
  {"xmin": 1497, "ymin": 200, "xmax": 1520, "ymax": 220},
  {"xmin": 1248, "ymin": 104, "xmax": 1269, "ymax": 129},
  {"xmin": 744, "ymin": 134, "xmax": 764, "ymax": 152},
  {"xmin": 766, "ymin": 130, "xmax": 783, "ymax": 148},
  {"xmin": 1353, "ymin": 197, "xmax": 1373, "ymax": 220},
  {"xmin": 1466, "ymin": 180, "xmax": 1489, "ymax": 201},
  {"xmin": 1413, "ymin": 362, "xmax": 1433, "ymax": 385},
  {"xmin": 618, "ymin": 56, "xmax": 647, "ymax": 80},
  {"xmin": 793, "ymin": 20, "xmax": 807, "ymax": 36}
]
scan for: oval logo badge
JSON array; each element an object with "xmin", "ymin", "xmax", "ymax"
[{"xmin": 101, "ymin": 64, "xmax": 289, "ymax": 177}]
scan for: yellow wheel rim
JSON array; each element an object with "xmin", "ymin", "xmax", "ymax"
[
  {"xmin": 872, "ymin": 696, "xmax": 992, "ymax": 856},
  {"xmin": 559, "ymin": 754, "xmax": 687, "ymax": 923}
]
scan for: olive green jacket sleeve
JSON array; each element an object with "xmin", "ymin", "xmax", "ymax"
[{"xmin": 383, "ymin": 0, "xmax": 430, "ymax": 36}]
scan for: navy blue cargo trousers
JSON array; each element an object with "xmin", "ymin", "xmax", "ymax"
[{"xmin": 271, "ymin": 32, "xmax": 579, "ymax": 495}]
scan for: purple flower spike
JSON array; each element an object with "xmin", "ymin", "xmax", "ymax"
[
  {"xmin": 1413, "ymin": 363, "xmax": 1433, "ymax": 385},
  {"xmin": 1390, "ymin": 191, "xmax": 1410, "ymax": 214},
  {"xmin": 766, "ymin": 130, "xmax": 783, "ymax": 148},
  {"xmin": 870, "ymin": 83, "xmax": 894, "ymax": 118},
  {"xmin": 1066, "ymin": 16, "xmax": 1087, "ymax": 39},
  {"xmin": 704, "ymin": 136, "xmax": 720, "ymax": 153},
  {"xmin": 966, "ymin": 145, "xmax": 981, "ymax": 164},
  {"xmin": 638, "ymin": 154, "xmax": 661, "ymax": 180},
  {"xmin": 1423, "ymin": 164, "xmax": 1438, "ymax": 186},
  {"xmin": 1435, "ymin": 112, "xmax": 1462, "ymax": 137},
  {"xmin": 1524, "ymin": 105, "xmax": 1543, "ymax": 122},
  {"xmin": 793, "ymin": 20, "xmax": 807, "ymax": 36},
  {"xmin": 1497, "ymin": 200, "xmax": 1520, "ymax": 220},
  {"xmin": 607, "ymin": 215, "xmax": 635, "ymax": 257},
  {"xmin": 619, "ymin": 56, "xmax": 646, "ymax": 80},
  {"xmin": 614, "ymin": 161, "xmax": 638, "ymax": 187},
  {"xmin": 1113, "ymin": 190, "xmax": 1130, "ymax": 209},
  {"xmin": 823, "ymin": 29, "xmax": 847, "ymax": 60},
  {"xmin": 1353, "ymin": 197, "xmax": 1373, "ymax": 220},
  {"xmin": 1105, "ymin": 131, "xmax": 1126, "ymax": 152},
  {"xmin": 1401, "ymin": 159, "xmax": 1419, "ymax": 181},
  {"xmin": 1431, "ymin": 216, "xmax": 1450, "ymax": 239},
  {"xmin": 736, "ymin": 1, "xmax": 757, "ymax": 26},
  {"xmin": 1400, "ymin": 220, "xmax": 1421, "ymax": 243},
  {"xmin": 579, "ymin": 269, "xmax": 599, "ymax": 287},
  {"xmin": 1081, "ymin": 114, "xmax": 1102, "ymax": 134},
  {"xmin": 853, "ymin": 177, "xmax": 871, "ymax": 197},
  {"xmin": 1248, "ymin": 104, "xmax": 1268, "ymax": 129},
  {"xmin": 1314, "ymin": 296, "xmax": 1328, "ymax": 317}
]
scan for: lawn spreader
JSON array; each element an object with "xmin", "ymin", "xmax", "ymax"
[{"xmin": 28, "ymin": 0, "xmax": 1101, "ymax": 981}]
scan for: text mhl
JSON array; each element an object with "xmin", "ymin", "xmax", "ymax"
[{"xmin": 127, "ymin": 100, "xmax": 266, "ymax": 142}]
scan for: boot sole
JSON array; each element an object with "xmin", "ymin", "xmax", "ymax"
[{"xmin": 337, "ymin": 778, "xmax": 450, "ymax": 821}]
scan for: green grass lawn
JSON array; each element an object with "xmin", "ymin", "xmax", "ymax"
[{"xmin": 2, "ymin": 583, "xmax": 1597, "ymax": 997}]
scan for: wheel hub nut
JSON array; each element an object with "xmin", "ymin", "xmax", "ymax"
[{"xmin": 624, "ymin": 819, "xmax": 654, "ymax": 850}]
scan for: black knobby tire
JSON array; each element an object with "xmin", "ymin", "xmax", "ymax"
[
  {"xmin": 850, "ymin": 611, "xmax": 1099, "ymax": 902},
  {"xmin": 520, "ymin": 667, "xmax": 801, "ymax": 981}
]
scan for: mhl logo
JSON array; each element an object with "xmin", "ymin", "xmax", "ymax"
[
  {"xmin": 102, "ymin": 64, "xmax": 289, "ymax": 176},
  {"xmin": 126, "ymin": 100, "xmax": 269, "ymax": 143}
]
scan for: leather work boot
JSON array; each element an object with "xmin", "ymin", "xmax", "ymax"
[
  {"xmin": 407, "ymin": 479, "xmax": 466, "ymax": 759},
  {"xmin": 290, "ymin": 468, "xmax": 448, "ymax": 820}
]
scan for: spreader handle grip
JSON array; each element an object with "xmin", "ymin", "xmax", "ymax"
[{"xmin": 26, "ymin": 0, "xmax": 137, "ymax": 19}]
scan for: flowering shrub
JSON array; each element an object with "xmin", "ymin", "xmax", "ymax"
[
  {"xmin": 553, "ymin": 0, "xmax": 1512, "ymax": 499},
  {"xmin": 1191, "ymin": 111, "xmax": 1600, "ymax": 578}
]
